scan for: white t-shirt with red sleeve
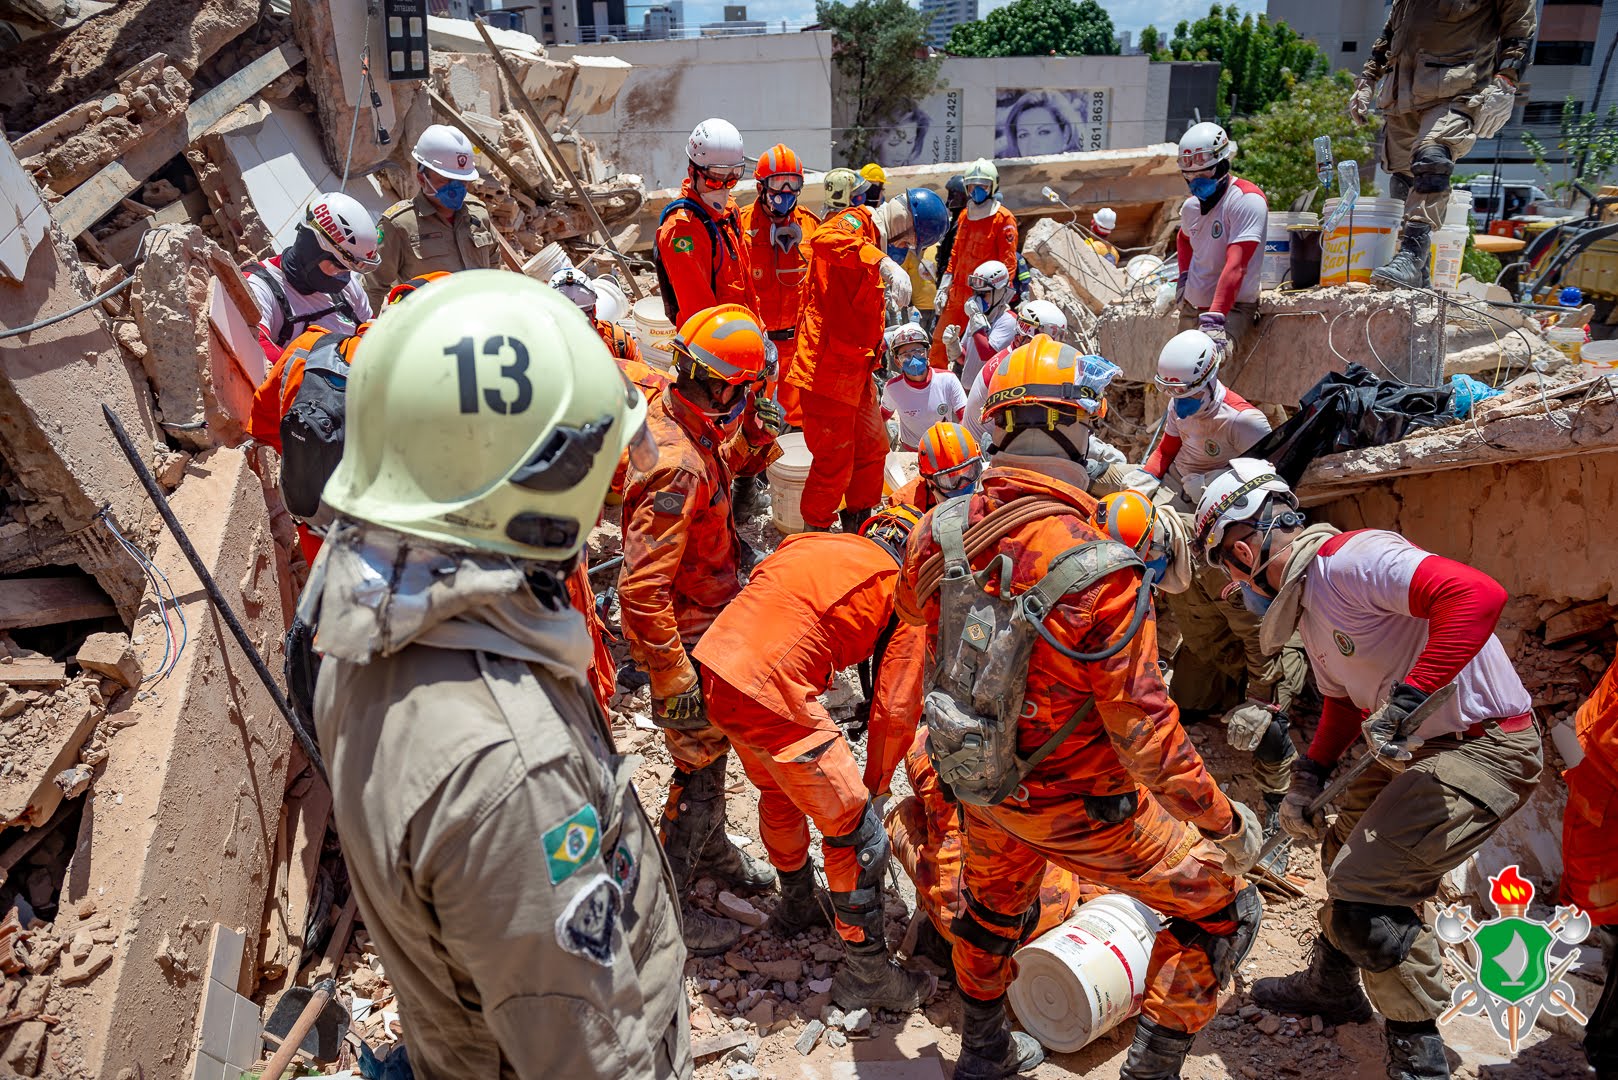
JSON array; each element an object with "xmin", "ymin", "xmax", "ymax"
[
  {"xmin": 881, "ymin": 372, "xmax": 967, "ymax": 450},
  {"xmin": 1180, "ymin": 178, "xmax": 1268, "ymax": 308}
]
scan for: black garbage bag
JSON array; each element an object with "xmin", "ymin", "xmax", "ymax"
[{"xmin": 1247, "ymin": 363, "xmax": 1454, "ymax": 486}]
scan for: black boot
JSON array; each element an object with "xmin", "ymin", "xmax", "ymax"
[
  {"xmin": 1250, "ymin": 936, "xmax": 1373, "ymax": 1024},
  {"xmin": 829, "ymin": 911, "xmax": 935, "ymax": 1013},
  {"xmin": 954, "ymin": 992, "xmax": 1044, "ymax": 1079},
  {"xmin": 691, "ymin": 756, "xmax": 777, "ymax": 894},
  {"xmin": 731, "ymin": 474, "xmax": 771, "ymax": 519},
  {"xmin": 1257, "ymin": 792, "xmax": 1291, "ymax": 876},
  {"xmin": 1371, "ymin": 221, "xmax": 1432, "ymax": 290},
  {"xmin": 768, "ymin": 862, "xmax": 828, "ymax": 936},
  {"xmin": 659, "ymin": 765, "xmax": 741, "ymax": 956},
  {"xmin": 1119, "ymin": 1016, "xmax": 1194, "ymax": 1080},
  {"xmin": 838, "ymin": 507, "xmax": 873, "ymax": 534},
  {"xmin": 910, "ymin": 914, "xmax": 956, "ymax": 978},
  {"xmin": 1587, "ymin": 931, "xmax": 1618, "ymax": 1077},
  {"xmin": 1384, "ymin": 1019, "xmax": 1451, "ymax": 1080}
]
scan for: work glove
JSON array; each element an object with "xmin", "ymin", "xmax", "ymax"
[
  {"xmin": 744, "ymin": 394, "xmax": 785, "ymax": 445},
  {"xmin": 918, "ymin": 259, "xmax": 936, "ymax": 283},
  {"xmin": 935, "ymin": 275, "xmax": 951, "ymax": 313},
  {"xmin": 1280, "ymin": 757, "xmax": 1331, "ymax": 841},
  {"xmin": 1213, "ymin": 797, "xmax": 1264, "ymax": 876},
  {"xmin": 964, "ymin": 299, "xmax": 990, "ymax": 338},
  {"xmin": 653, "ymin": 684, "xmax": 707, "ymax": 731},
  {"xmin": 1173, "ymin": 271, "xmax": 1189, "ymax": 310},
  {"xmin": 1472, "ymin": 75, "xmax": 1517, "ymax": 140},
  {"xmin": 879, "ymin": 256, "xmax": 912, "ymax": 309},
  {"xmin": 1198, "ymin": 311, "xmax": 1230, "ymax": 356},
  {"xmin": 1363, "ymin": 680, "xmax": 1430, "ymax": 770},
  {"xmin": 942, "ymin": 323, "xmax": 963, "ymax": 364},
  {"xmin": 1222, "ymin": 699, "xmax": 1278, "ymax": 753},
  {"xmin": 1347, "ymin": 76, "xmax": 1374, "ymax": 125}
]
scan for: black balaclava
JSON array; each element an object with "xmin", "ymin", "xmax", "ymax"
[{"xmin": 281, "ymin": 225, "xmax": 351, "ymax": 295}]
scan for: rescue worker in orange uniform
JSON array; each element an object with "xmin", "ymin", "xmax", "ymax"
[
  {"xmin": 654, "ymin": 119, "xmax": 750, "ymax": 327},
  {"xmin": 791, "ymin": 187, "xmax": 948, "ymax": 532},
  {"xmin": 896, "ymin": 337, "xmax": 1265, "ymax": 1080},
  {"xmin": 618, "ymin": 304, "xmax": 785, "ymax": 955},
  {"xmin": 887, "ymin": 420, "xmax": 983, "ymax": 515},
  {"xmin": 695, "ymin": 507, "xmax": 935, "ymax": 1013},
  {"xmin": 929, "ymin": 159, "xmax": 1019, "ymax": 369},
  {"xmin": 741, "ymin": 144, "xmax": 819, "ymax": 430},
  {"xmin": 549, "ymin": 265, "xmax": 667, "ymax": 397},
  {"xmin": 1564, "ymin": 656, "xmax": 1618, "ymax": 1077}
]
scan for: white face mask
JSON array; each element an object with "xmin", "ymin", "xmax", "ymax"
[{"xmin": 698, "ymin": 187, "xmax": 730, "ymax": 213}]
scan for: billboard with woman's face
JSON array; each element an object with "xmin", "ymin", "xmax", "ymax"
[
  {"xmin": 995, "ymin": 88, "xmax": 1109, "ymax": 158},
  {"xmin": 868, "ymin": 89, "xmax": 964, "ymax": 168}
]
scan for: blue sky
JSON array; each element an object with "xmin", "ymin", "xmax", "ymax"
[{"xmin": 665, "ymin": 0, "xmax": 1269, "ymax": 37}]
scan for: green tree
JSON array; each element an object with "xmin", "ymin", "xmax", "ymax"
[
  {"xmin": 1141, "ymin": 5, "xmax": 1327, "ymax": 121},
  {"xmin": 1521, "ymin": 96, "xmax": 1618, "ymax": 202},
  {"xmin": 1230, "ymin": 73, "xmax": 1378, "ymax": 209},
  {"xmin": 946, "ymin": 0, "xmax": 1118, "ymax": 58},
  {"xmin": 819, "ymin": 0, "xmax": 942, "ymax": 166},
  {"xmin": 1137, "ymin": 24, "xmax": 1161, "ymax": 58}
]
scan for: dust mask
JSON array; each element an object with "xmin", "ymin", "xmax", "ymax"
[{"xmin": 699, "ymin": 187, "xmax": 730, "ymax": 213}]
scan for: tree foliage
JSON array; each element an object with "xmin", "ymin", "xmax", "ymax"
[
  {"xmin": 1520, "ymin": 96, "xmax": 1618, "ymax": 201},
  {"xmin": 819, "ymin": 0, "xmax": 943, "ymax": 166},
  {"xmin": 1230, "ymin": 73, "xmax": 1379, "ymax": 210},
  {"xmin": 946, "ymin": 0, "xmax": 1118, "ymax": 58},
  {"xmin": 1141, "ymin": 4, "xmax": 1328, "ymax": 122}
]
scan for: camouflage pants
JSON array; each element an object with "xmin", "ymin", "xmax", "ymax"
[
  {"xmin": 1379, "ymin": 103, "xmax": 1480, "ymax": 230},
  {"xmin": 1318, "ymin": 721, "xmax": 1543, "ymax": 1021}
]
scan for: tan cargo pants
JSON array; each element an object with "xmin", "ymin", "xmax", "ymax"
[
  {"xmin": 1319, "ymin": 720, "xmax": 1544, "ymax": 1022},
  {"xmin": 1379, "ymin": 104, "xmax": 1480, "ymax": 230}
]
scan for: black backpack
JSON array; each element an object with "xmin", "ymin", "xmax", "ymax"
[
  {"xmin": 279, "ymin": 335, "xmax": 352, "ymax": 520},
  {"xmin": 653, "ymin": 198, "xmax": 740, "ymax": 325}
]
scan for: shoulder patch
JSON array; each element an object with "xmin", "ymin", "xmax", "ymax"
[
  {"xmin": 651, "ymin": 489, "xmax": 687, "ymax": 515},
  {"xmin": 672, "ymin": 235, "xmax": 696, "ymax": 253},
  {"xmin": 382, "ymin": 200, "xmax": 413, "ymax": 219},
  {"xmin": 543, "ymin": 803, "xmax": 601, "ymax": 885},
  {"xmin": 842, "ymin": 213, "xmax": 862, "ymax": 230},
  {"xmin": 554, "ymin": 873, "xmax": 620, "ymax": 966}
]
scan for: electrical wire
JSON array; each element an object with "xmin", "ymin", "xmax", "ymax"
[
  {"xmin": 0, "ymin": 276, "xmax": 134, "ymax": 339},
  {"xmin": 98, "ymin": 508, "xmax": 189, "ymax": 684}
]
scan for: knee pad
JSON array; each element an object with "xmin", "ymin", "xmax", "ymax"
[
  {"xmin": 825, "ymin": 799, "xmax": 890, "ymax": 894},
  {"xmin": 1254, "ymin": 714, "xmax": 1294, "ymax": 766},
  {"xmin": 1168, "ymin": 883, "xmax": 1264, "ymax": 987},
  {"xmin": 1390, "ymin": 173, "xmax": 1414, "ymax": 202},
  {"xmin": 1411, "ymin": 145, "xmax": 1453, "ymax": 193},
  {"xmin": 950, "ymin": 886, "xmax": 1036, "ymax": 956},
  {"xmin": 1327, "ymin": 899, "xmax": 1423, "ymax": 973}
]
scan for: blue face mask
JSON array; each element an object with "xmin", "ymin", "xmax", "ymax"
[
  {"xmin": 1240, "ymin": 585, "xmax": 1272, "ymax": 616},
  {"xmin": 766, "ymin": 189, "xmax": 799, "ymax": 216},
  {"xmin": 941, "ymin": 480, "xmax": 977, "ymax": 500},
  {"xmin": 888, "ymin": 243, "xmax": 910, "ymax": 263},
  {"xmin": 1188, "ymin": 176, "xmax": 1220, "ymax": 201},
  {"xmin": 901, "ymin": 354, "xmax": 929, "ymax": 379},
  {"xmin": 431, "ymin": 178, "xmax": 468, "ymax": 211},
  {"xmin": 1172, "ymin": 393, "xmax": 1206, "ymax": 419},
  {"xmin": 969, "ymin": 186, "xmax": 992, "ymax": 205}
]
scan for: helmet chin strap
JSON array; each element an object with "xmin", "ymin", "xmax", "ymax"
[{"xmin": 1225, "ymin": 509, "xmax": 1304, "ymax": 598}]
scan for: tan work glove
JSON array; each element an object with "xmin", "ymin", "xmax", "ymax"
[
  {"xmin": 1347, "ymin": 76, "xmax": 1374, "ymax": 125},
  {"xmin": 1213, "ymin": 798, "xmax": 1264, "ymax": 876}
]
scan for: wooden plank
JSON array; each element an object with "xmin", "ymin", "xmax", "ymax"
[
  {"xmin": 1544, "ymin": 602, "xmax": 1615, "ymax": 646},
  {"xmin": 55, "ymin": 42, "xmax": 304, "ymax": 238},
  {"xmin": 0, "ymin": 659, "xmax": 69, "ymax": 687},
  {"xmin": 0, "ymin": 577, "xmax": 117, "ymax": 630}
]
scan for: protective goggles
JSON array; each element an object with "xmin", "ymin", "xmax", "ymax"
[
  {"xmin": 926, "ymin": 458, "xmax": 982, "ymax": 496},
  {"xmin": 694, "ymin": 164, "xmax": 745, "ymax": 190},
  {"xmin": 556, "ymin": 281, "xmax": 598, "ymax": 310},
  {"xmin": 1014, "ymin": 314, "xmax": 1062, "ymax": 342},
  {"xmin": 763, "ymin": 175, "xmax": 804, "ymax": 195}
]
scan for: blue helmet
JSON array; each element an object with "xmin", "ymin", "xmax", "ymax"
[{"xmin": 906, "ymin": 187, "xmax": 950, "ymax": 250}]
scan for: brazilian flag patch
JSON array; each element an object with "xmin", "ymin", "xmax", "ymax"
[
  {"xmin": 544, "ymin": 804, "xmax": 602, "ymax": 885},
  {"xmin": 672, "ymin": 235, "xmax": 695, "ymax": 253}
]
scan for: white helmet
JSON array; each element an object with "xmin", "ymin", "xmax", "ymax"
[
  {"xmin": 304, "ymin": 192, "xmax": 381, "ymax": 273},
  {"xmin": 884, "ymin": 322, "xmax": 931, "ymax": 365},
  {"xmin": 1092, "ymin": 207, "xmax": 1117, "ymax": 235},
  {"xmin": 412, "ymin": 123, "xmax": 481, "ymax": 182},
  {"xmin": 1177, "ymin": 122, "xmax": 1236, "ymax": 172},
  {"xmin": 1155, "ymin": 328, "xmax": 1220, "ymax": 398},
  {"xmin": 549, "ymin": 266, "xmax": 598, "ymax": 312},
  {"xmin": 1014, "ymin": 298, "xmax": 1067, "ymax": 343},
  {"xmin": 968, "ymin": 259, "xmax": 1012, "ymax": 312},
  {"xmin": 687, "ymin": 118, "xmax": 745, "ymax": 170},
  {"xmin": 1193, "ymin": 458, "xmax": 1298, "ymax": 566}
]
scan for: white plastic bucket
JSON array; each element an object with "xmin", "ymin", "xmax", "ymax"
[
  {"xmin": 523, "ymin": 242, "xmax": 571, "ymax": 282},
  {"xmin": 1262, "ymin": 211, "xmax": 1319, "ymax": 289},
  {"xmin": 883, "ymin": 452, "xmax": 919, "ymax": 498},
  {"xmin": 631, "ymin": 296, "xmax": 678, "ymax": 373},
  {"xmin": 1548, "ymin": 326, "xmax": 1585, "ymax": 364},
  {"xmin": 1430, "ymin": 228, "xmax": 1468, "ymax": 292},
  {"xmin": 1320, "ymin": 197, "xmax": 1404, "ymax": 284},
  {"xmin": 1580, "ymin": 338, "xmax": 1618, "ymax": 377},
  {"xmin": 1443, "ymin": 189, "xmax": 1474, "ymax": 230},
  {"xmin": 1007, "ymin": 894, "xmax": 1161, "ymax": 1053},
  {"xmin": 767, "ymin": 432, "xmax": 815, "ymax": 534},
  {"xmin": 1124, "ymin": 254, "xmax": 1164, "ymax": 282}
]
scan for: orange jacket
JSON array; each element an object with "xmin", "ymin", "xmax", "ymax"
[
  {"xmin": 896, "ymin": 466, "xmax": 1234, "ymax": 835},
  {"xmin": 617, "ymin": 391, "xmax": 774, "ymax": 698},
  {"xmin": 693, "ymin": 532, "xmax": 923, "ymax": 794},
  {"xmin": 595, "ymin": 317, "xmax": 666, "ymax": 397},
  {"xmin": 886, "ymin": 476, "xmax": 939, "ymax": 516},
  {"xmin": 941, "ymin": 204, "xmax": 1019, "ymax": 287},
  {"xmin": 655, "ymin": 180, "xmax": 749, "ymax": 326},
  {"xmin": 565, "ymin": 560, "xmax": 616, "ymax": 712},
  {"xmin": 739, "ymin": 199, "xmax": 819, "ymax": 335},
  {"xmin": 248, "ymin": 326, "xmax": 363, "ymax": 451},
  {"xmin": 1576, "ymin": 656, "xmax": 1618, "ymax": 790},
  {"xmin": 790, "ymin": 205, "xmax": 889, "ymax": 408}
]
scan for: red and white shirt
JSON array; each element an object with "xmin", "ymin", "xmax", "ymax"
[
  {"xmin": 1298, "ymin": 530, "xmax": 1531, "ymax": 763},
  {"xmin": 1180, "ymin": 178, "xmax": 1268, "ymax": 308},
  {"xmin": 1147, "ymin": 383, "xmax": 1270, "ymax": 483},
  {"xmin": 882, "ymin": 371, "xmax": 967, "ymax": 450}
]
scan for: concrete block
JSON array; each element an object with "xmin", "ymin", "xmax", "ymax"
[
  {"xmin": 565, "ymin": 55, "xmax": 632, "ymax": 118},
  {"xmin": 52, "ymin": 446, "xmax": 291, "ymax": 1079},
  {"xmin": 76, "ymin": 632, "xmax": 143, "ymax": 689}
]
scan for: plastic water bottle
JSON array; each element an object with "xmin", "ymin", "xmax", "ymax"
[{"xmin": 1314, "ymin": 136, "xmax": 1334, "ymax": 191}]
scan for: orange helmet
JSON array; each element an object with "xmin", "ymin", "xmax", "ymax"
[
  {"xmin": 859, "ymin": 503, "xmax": 923, "ymax": 564},
  {"xmin": 982, "ymin": 334, "xmax": 1117, "ymax": 431},
  {"xmin": 384, "ymin": 269, "xmax": 453, "ymax": 306},
  {"xmin": 917, "ymin": 421, "xmax": 982, "ymax": 497},
  {"xmin": 755, "ymin": 144, "xmax": 805, "ymax": 182},
  {"xmin": 672, "ymin": 304, "xmax": 770, "ymax": 385},
  {"xmin": 1094, "ymin": 490, "xmax": 1157, "ymax": 554}
]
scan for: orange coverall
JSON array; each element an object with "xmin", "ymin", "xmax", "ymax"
[
  {"xmin": 618, "ymin": 390, "xmax": 775, "ymax": 771},
  {"xmin": 885, "ymin": 476, "xmax": 937, "ymax": 516},
  {"xmin": 928, "ymin": 205, "xmax": 1018, "ymax": 368},
  {"xmin": 693, "ymin": 532, "xmax": 923, "ymax": 941},
  {"xmin": 740, "ymin": 198, "xmax": 819, "ymax": 427},
  {"xmin": 655, "ymin": 181, "xmax": 750, "ymax": 327},
  {"xmin": 1563, "ymin": 656, "xmax": 1618, "ymax": 924},
  {"xmin": 897, "ymin": 466, "xmax": 1244, "ymax": 1033},
  {"xmin": 886, "ymin": 728, "xmax": 1097, "ymax": 948},
  {"xmin": 248, "ymin": 326, "xmax": 363, "ymax": 452},
  {"xmin": 790, "ymin": 206, "xmax": 890, "ymax": 528},
  {"xmin": 564, "ymin": 560, "xmax": 616, "ymax": 713}
]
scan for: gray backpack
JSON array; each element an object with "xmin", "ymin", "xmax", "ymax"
[{"xmin": 922, "ymin": 496, "xmax": 1144, "ymax": 807}]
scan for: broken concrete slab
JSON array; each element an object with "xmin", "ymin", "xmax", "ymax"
[
  {"xmin": 21, "ymin": 55, "xmax": 192, "ymax": 195},
  {"xmin": 1022, "ymin": 217, "xmax": 1130, "ymax": 313},
  {"xmin": 0, "ymin": 677, "xmax": 101, "ymax": 829},
  {"xmin": 75, "ymin": 632, "xmax": 142, "ymax": 689}
]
